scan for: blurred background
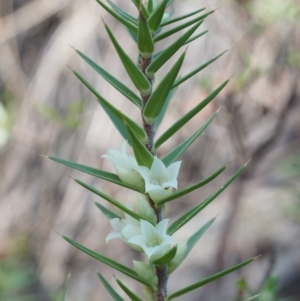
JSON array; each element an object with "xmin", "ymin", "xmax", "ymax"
[{"xmin": 0, "ymin": 0, "xmax": 300, "ymax": 300}]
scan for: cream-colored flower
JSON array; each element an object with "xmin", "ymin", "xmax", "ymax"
[
  {"xmin": 128, "ymin": 219, "xmax": 174, "ymax": 259},
  {"xmin": 135, "ymin": 156, "xmax": 181, "ymax": 202},
  {"xmin": 102, "ymin": 141, "xmax": 144, "ymax": 189}
]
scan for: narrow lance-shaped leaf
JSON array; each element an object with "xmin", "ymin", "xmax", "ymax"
[
  {"xmin": 60, "ymin": 273, "xmax": 70, "ymax": 301},
  {"xmin": 97, "ymin": 273, "xmax": 125, "ymax": 301},
  {"xmin": 104, "ymin": 21, "xmax": 151, "ymax": 96},
  {"xmin": 155, "ymin": 78, "xmax": 230, "ymax": 149},
  {"xmin": 160, "ymin": 110, "xmax": 219, "ymax": 165},
  {"xmin": 144, "ymin": 52, "xmax": 186, "ymax": 125},
  {"xmin": 63, "ymin": 235, "xmax": 152, "ymax": 286},
  {"xmin": 154, "ymin": 85, "xmax": 178, "ymax": 130},
  {"xmin": 148, "ymin": 0, "xmax": 168, "ymax": 32},
  {"xmin": 161, "ymin": 7, "xmax": 206, "ymax": 26},
  {"xmin": 147, "ymin": 0, "xmax": 154, "ymax": 13},
  {"xmin": 73, "ymin": 70, "xmax": 147, "ymax": 143},
  {"xmin": 154, "ymin": 10, "xmax": 214, "ymax": 42},
  {"xmin": 167, "ymin": 257, "xmax": 256, "ymax": 300},
  {"xmin": 116, "ymin": 278, "xmax": 144, "ymax": 301},
  {"xmin": 146, "ymin": 21, "xmax": 202, "ymax": 77},
  {"xmin": 107, "ymin": 0, "xmax": 137, "ymax": 25},
  {"xmin": 95, "ymin": 202, "xmax": 122, "ymax": 220},
  {"xmin": 131, "ymin": 0, "xmax": 150, "ymax": 18},
  {"xmin": 48, "ymin": 157, "xmax": 143, "ymax": 192},
  {"xmin": 184, "ymin": 29, "xmax": 209, "ymax": 45},
  {"xmin": 173, "ymin": 49, "xmax": 229, "ymax": 88},
  {"xmin": 75, "ymin": 49, "xmax": 142, "ymax": 108},
  {"xmin": 96, "ymin": 0, "xmax": 138, "ymax": 33},
  {"xmin": 138, "ymin": 10, "xmax": 154, "ymax": 59},
  {"xmin": 168, "ymin": 218, "xmax": 215, "ymax": 274},
  {"xmin": 168, "ymin": 162, "xmax": 248, "ymax": 235},
  {"xmin": 125, "ymin": 122, "xmax": 154, "ymax": 168},
  {"xmin": 74, "ymin": 179, "xmax": 152, "ymax": 223},
  {"xmin": 157, "ymin": 164, "xmax": 227, "ymax": 206}
]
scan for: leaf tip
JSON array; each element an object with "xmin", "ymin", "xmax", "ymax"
[{"xmin": 244, "ymin": 158, "xmax": 252, "ymax": 167}]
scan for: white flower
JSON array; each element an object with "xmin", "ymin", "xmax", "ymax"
[
  {"xmin": 128, "ymin": 219, "xmax": 174, "ymax": 259},
  {"xmin": 135, "ymin": 156, "xmax": 181, "ymax": 202},
  {"xmin": 102, "ymin": 141, "xmax": 144, "ymax": 189}
]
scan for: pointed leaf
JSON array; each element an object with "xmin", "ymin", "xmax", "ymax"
[
  {"xmin": 184, "ymin": 29, "xmax": 208, "ymax": 45},
  {"xmin": 146, "ymin": 21, "xmax": 202, "ymax": 77},
  {"xmin": 96, "ymin": 0, "xmax": 138, "ymax": 33},
  {"xmin": 138, "ymin": 10, "xmax": 155, "ymax": 58},
  {"xmin": 147, "ymin": 0, "xmax": 154, "ymax": 13},
  {"xmin": 75, "ymin": 49, "xmax": 141, "ymax": 108},
  {"xmin": 60, "ymin": 273, "xmax": 70, "ymax": 301},
  {"xmin": 97, "ymin": 272, "xmax": 125, "ymax": 301},
  {"xmin": 95, "ymin": 202, "xmax": 122, "ymax": 220},
  {"xmin": 168, "ymin": 162, "xmax": 248, "ymax": 235},
  {"xmin": 154, "ymin": 10, "xmax": 214, "ymax": 42},
  {"xmin": 104, "ymin": 22, "xmax": 151, "ymax": 96},
  {"xmin": 144, "ymin": 52, "xmax": 186, "ymax": 125},
  {"xmin": 167, "ymin": 257, "xmax": 256, "ymax": 300},
  {"xmin": 157, "ymin": 164, "xmax": 227, "ymax": 206},
  {"xmin": 73, "ymin": 71, "xmax": 147, "ymax": 143},
  {"xmin": 160, "ymin": 110, "xmax": 219, "ymax": 165},
  {"xmin": 116, "ymin": 278, "xmax": 144, "ymax": 301},
  {"xmin": 168, "ymin": 218, "xmax": 215, "ymax": 274},
  {"xmin": 161, "ymin": 7, "xmax": 206, "ymax": 26},
  {"xmin": 63, "ymin": 235, "xmax": 152, "ymax": 286},
  {"xmin": 131, "ymin": 0, "xmax": 150, "ymax": 18},
  {"xmin": 148, "ymin": 0, "xmax": 168, "ymax": 32},
  {"xmin": 74, "ymin": 178, "xmax": 151, "ymax": 222},
  {"xmin": 152, "ymin": 246, "xmax": 177, "ymax": 266},
  {"xmin": 48, "ymin": 157, "xmax": 143, "ymax": 192},
  {"xmin": 154, "ymin": 85, "xmax": 178, "ymax": 130},
  {"xmin": 173, "ymin": 49, "xmax": 229, "ymax": 88},
  {"xmin": 155, "ymin": 78, "xmax": 230, "ymax": 149},
  {"xmin": 125, "ymin": 123, "xmax": 154, "ymax": 168},
  {"xmin": 107, "ymin": 0, "xmax": 137, "ymax": 25}
]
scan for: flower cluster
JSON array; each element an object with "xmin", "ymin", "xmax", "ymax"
[{"xmin": 103, "ymin": 142, "xmax": 181, "ymax": 261}]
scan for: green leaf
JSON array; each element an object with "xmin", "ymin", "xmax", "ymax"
[
  {"xmin": 168, "ymin": 218, "xmax": 215, "ymax": 274},
  {"xmin": 75, "ymin": 49, "xmax": 141, "ymax": 108},
  {"xmin": 152, "ymin": 246, "xmax": 177, "ymax": 266},
  {"xmin": 167, "ymin": 162, "xmax": 248, "ymax": 235},
  {"xmin": 154, "ymin": 85, "xmax": 178, "ymax": 130},
  {"xmin": 161, "ymin": 7, "xmax": 206, "ymax": 26},
  {"xmin": 160, "ymin": 110, "xmax": 219, "ymax": 165},
  {"xmin": 157, "ymin": 164, "xmax": 227, "ymax": 206},
  {"xmin": 131, "ymin": 0, "xmax": 150, "ymax": 18},
  {"xmin": 97, "ymin": 272, "xmax": 125, "ymax": 301},
  {"xmin": 107, "ymin": 0, "xmax": 137, "ymax": 25},
  {"xmin": 154, "ymin": 78, "xmax": 230, "ymax": 149},
  {"xmin": 154, "ymin": 10, "xmax": 214, "ymax": 42},
  {"xmin": 96, "ymin": 0, "xmax": 138, "ymax": 33},
  {"xmin": 148, "ymin": 0, "xmax": 168, "ymax": 32},
  {"xmin": 143, "ymin": 52, "xmax": 186, "ymax": 125},
  {"xmin": 138, "ymin": 10, "xmax": 155, "ymax": 59},
  {"xmin": 125, "ymin": 123, "xmax": 154, "ymax": 168},
  {"xmin": 128, "ymin": 28, "xmax": 138, "ymax": 42},
  {"xmin": 60, "ymin": 273, "xmax": 70, "ymax": 301},
  {"xmin": 173, "ymin": 49, "xmax": 229, "ymax": 88},
  {"xmin": 74, "ymin": 178, "xmax": 150, "ymax": 222},
  {"xmin": 104, "ymin": 21, "xmax": 151, "ymax": 96},
  {"xmin": 48, "ymin": 157, "xmax": 143, "ymax": 192},
  {"xmin": 95, "ymin": 202, "xmax": 122, "ymax": 220},
  {"xmin": 116, "ymin": 278, "xmax": 144, "ymax": 301},
  {"xmin": 147, "ymin": 0, "xmax": 154, "ymax": 13},
  {"xmin": 167, "ymin": 257, "xmax": 256, "ymax": 300},
  {"xmin": 184, "ymin": 29, "xmax": 208, "ymax": 45},
  {"xmin": 63, "ymin": 235, "xmax": 152, "ymax": 286},
  {"xmin": 146, "ymin": 21, "xmax": 202, "ymax": 77},
  {"xmin": 73, "ymin": 71, "xmax": 147, "ymax": 143}
]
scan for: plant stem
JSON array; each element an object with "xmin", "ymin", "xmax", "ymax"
[{"xmin": 139, "ymin": 54, "xmax": 168, "ymax": 301}]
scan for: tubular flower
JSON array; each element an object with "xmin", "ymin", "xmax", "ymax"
[
  {"xmin": 128, "ymin": 219, "xmax": 174, "ymax": 260},
  {"xmin": 102, "ymin": 141, "xmax": 144, "ymax": 189},
  {"xmin": 135, "ymin": 156, "xmax": 181, "ymax": 202}
]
